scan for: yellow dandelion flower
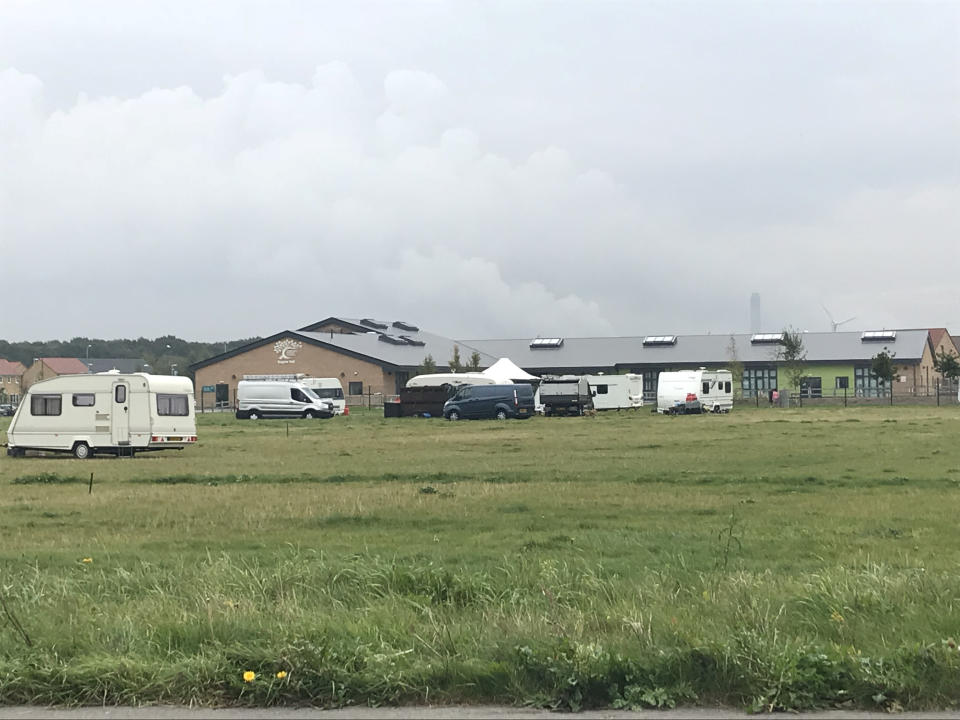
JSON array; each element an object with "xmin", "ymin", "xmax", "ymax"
[
  {"xmin": 82, "ymin": 558, "xmax": 93, "ymax": 563},
  {"xmin": 276, "ymin": 671, "xmax": 287, "ymax": 679},
  {"xmin": 830, "ymin": 610, "xmax": 844, "ymax": 623},
  {"xmin": 243, "ymin": 671, "xmax": 256, "ymax": 682}
]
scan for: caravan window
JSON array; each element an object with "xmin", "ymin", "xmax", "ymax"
[
  {"xmin": 115, "ymin": 385, "xmax": 126, "ymax": 403},
  {"xmin": 702, "ymin": 381, "xmax": 710, "ymax": 395},
  {"xmin": 595, "ymin": 384, "xmax": 608, "ymax": 394},
  {"xmin": 72, "ymin": 393, "xmax": 95, "ymax": 407},
  {"xmin": 31, "ymin": 394, "xmax": 62, "ymax": 416},
  {"xmin": 725, "ymin": 381, "xmax": 731, "ymax": 393},
  {"xmin": 157, "ymin": 394, "xmax": 189, "ymax": 416}
]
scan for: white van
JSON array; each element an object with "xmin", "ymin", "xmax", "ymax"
[
  {"xmin": 657, "ymin": 369, "xmax": 733, "ymax": 414},
  {"xmin": 5, "ymin": 373, "xmax": 197, "ymax": 458},
  {"xmin": 236, "ymin": 380, "xmax": 334, "ymax": 420},
  {"xmin": 584, "ymin": 373, "xmax": 643, "ymax": 410},
  {"xmin": 300, "ymin": 377, "xmax": 346, "ymax": 414}
]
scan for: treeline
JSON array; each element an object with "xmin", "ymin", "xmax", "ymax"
[{"xmin": 0, "ymin": 335, "xmax": 260, "ymax": 377}]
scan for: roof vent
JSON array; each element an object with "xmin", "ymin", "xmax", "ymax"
[
  {"xmin": 751, "ymin": 333, "xmax": 785, "ymax": 344},
  {"xmin": 529, "ymin": 337, "xmax": 564, "ymax": 349},
  {"xmin": 378, "ymin": 334, "xmax": 407, "ymax": 345},
  {"xmin": 392, "ymin": 321, "xmax": 420, "ymax": 332},
  {"xmin": 360, "ymin": 318, "xmax": 388, "ymax": 330},
  {"xmin": 643, "ymin": 335, "xmax": 677, "ymax": 346},
  {"xmin": 861, "ymin": 330, "xmax": 896, "ymax": 342}
]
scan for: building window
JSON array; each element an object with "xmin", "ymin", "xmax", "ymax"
[
  {"xmin": 157, "ymin": 394, "xmax": 189, "ymax": 416},
  {"xmin": 349, "ymin": 381, "xmax": 363, "ymax": 395},
  {"xmin": 31, "ymin": 394, "xmax": 62, "ymax": 416},
  {"xmin": 855, "ymin": 366, "xmax": 884, "ymax": 396},
  {"xmin": 800, "ymin": 377, "xmax": 822, "ymax": 398},
  {"xmin": 72, "ymin": 393, "xmax": 95, "ymax": 407},
  {"xmin": 742, "ymin": 368, "xmax": 777, "ymax": 398},
  {"xmin": 836, "ymin": 376, "xmax": 849, "ymax": 390}
]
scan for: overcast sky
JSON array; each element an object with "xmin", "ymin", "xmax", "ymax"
[{"xmin": 1, "ymin": 1, "xmax": 958, "ymax": 342}]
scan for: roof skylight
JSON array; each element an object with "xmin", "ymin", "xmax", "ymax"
[
  {"xmin": 643, "ymin": 336, "xmax": 677, "ymax": 346},
  {"xmin": 529, "ymin": 337, "xmax": 564, "ymax": 349},
  {"xmin": 861, "ymin": 330, "xmax": 897, "ymax": 342},
  {"xmin": 751, "ymin": 333, "xmax": 785, "ymax": 344}
]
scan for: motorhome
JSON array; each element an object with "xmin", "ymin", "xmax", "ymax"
[
  {"xmin": 236, "ymin": 379, "xmax": 334, "ymax": 420},
  {"xmin": 657, "ymin": 369, "xmax": 733, "ymax": 414},
  {"xmin": 405, "ymin": 373, "xmax": 500, "ymax": 389},
  {"xmin": 584, "ymin": 373, "xmax": 643, "ymax": 410},
  {"xmin": 5, "ymin": 373, "xmax": 197, "ymax": 458},
  {"xmin": 300, "ymin": 377, "xmax": 346, "ymax": 414}
]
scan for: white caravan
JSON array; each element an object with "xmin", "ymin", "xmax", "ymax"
[
  {"xmin": 405, "ymin": 373, "xmax": 501, "ymax": 389},
  {"xmin": 300, "ymin": 377, "xmax": 346, "ymax": 414},
  {"xmin": 584, "ymin": 374, "xmax": 643, "ymax": 410},
  {"xmin": 236, "ymin": 379, "xmax": 334, "ymax": 420},
  {"xmin": 5, "ymin": 373, "xmax": 197, "ymax": 458},
  {"xmin": 657, "ymin": 369, "xmax": 733, "ymax": 414}
]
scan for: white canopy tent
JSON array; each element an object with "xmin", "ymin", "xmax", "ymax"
[{"xmin": 481, "ymin": 358, "xmax": 540, "ymax": 384}]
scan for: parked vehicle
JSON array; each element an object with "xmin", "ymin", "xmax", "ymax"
[
  {"xmin": 443, "ymin": 383, "xmax": 535, "ymax": 420},
  {"xmin": 406, "ymin": 372, "xmax": 499, "ymax": 388},
  {"xmin": 584, "ymin": 373, "xmax": 643, "ymax": 410},
  {"xmin": 539, "ymin": 376, "xmax": 594, "ymax": 416},
  {"xmin": 300, "ymin": 377, "xmax": 346, "ymax": 414},
  {"xmin": 5, "ymin": 373, "xmax": 196, "ymax": 458},
  {"xmin": 657, "ymin": 369, "xmax": 733, "ymax": 414},
  {"xmin": 236, "ymin": 380, "xmax": 334, "ymax": 420},
  {"xmin": 0, "ymin": 404, "xmax": 15, "ymax": 417}
]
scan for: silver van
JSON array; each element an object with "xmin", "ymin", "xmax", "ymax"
[{"xmin": 236, "ymin": 381, "xmax": 334, "ymax": 420}]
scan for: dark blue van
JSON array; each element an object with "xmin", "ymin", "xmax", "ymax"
[{"xmin": 443, "ymin": 383, "xmax": 535, "ymax": 420}]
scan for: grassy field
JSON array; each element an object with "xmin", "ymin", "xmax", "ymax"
[{"xmin": 2, "ymin": 405, "xmax": 960, "ymax": 711}]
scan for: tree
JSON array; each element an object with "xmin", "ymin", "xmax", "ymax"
[
  {"xmin": 449, "ymin": 345, "xmax": 463, "ymax": 373},
  {"xmin": 933, "ymin": 348, "xmax": 960, "ymax": 382},
  {"xmin": 467, "ymin": 351, "xmax": 482, "ymax": 372},
  {"xmin": 776, "ymin": 328, "xmax": 807, "ymax": 390},
  {"xmin": 871, "ymin": 348, "xmax": 897, "ymax": 397},
  {"xmin": 418, "ymin": 355, "xmax": 437, "ymax": 375},
  {"xmin": 726, "ymin": 335, "xmax": 744, "ymax": 391}
]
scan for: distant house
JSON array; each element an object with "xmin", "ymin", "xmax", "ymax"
[
  {"xmin": 21, "ymin": 357, "xmax": 90, "ymax": 392},
  {"xmin": 0, "ymin": 359, "xmax": 26, "ymax": 403}
]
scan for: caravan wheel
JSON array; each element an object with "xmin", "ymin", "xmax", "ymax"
[{"xmin": 73, "ymin": 442, "xmax": 91, "ymax": 460}]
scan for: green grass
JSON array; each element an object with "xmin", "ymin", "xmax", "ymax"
[{"xmin": 3, "ymin": 405, "xmax": 960, "ymax": 711}]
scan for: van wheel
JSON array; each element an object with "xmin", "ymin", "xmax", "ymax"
[
  {"xmin": 304, "ymin": 410, "xmax": 316, "ymax": 419},
  {"xmin": 248, "ymin": 410, "xmax": 261, "ymax": 420},
  {"xmin": 447, "ymin": 410, "xmax": 460, "ymax": 421},
  {"xmin": 73, "ymin": 442, "xmax": 91, "ymax": 460},
  {"xmin": 496, "ymin": 409, "xmax": 508, "ymax": 420}
]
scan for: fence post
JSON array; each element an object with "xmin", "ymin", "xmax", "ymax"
[
  {"xmin": 937, "ymin": 380, "xmax": 940, "ymax": 407},
  {"xmin": 844, "ymin": 386, "xmax": 847, "ymax": 408}
]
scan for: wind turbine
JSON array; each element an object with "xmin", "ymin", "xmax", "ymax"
[{"xmin": 822, "ymin": 304, "xmax": 856, "ymax": 332}]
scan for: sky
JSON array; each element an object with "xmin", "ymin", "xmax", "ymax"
[{"xmin": 1, "ymin": 1, "xmax": 958, "ymax": 342}]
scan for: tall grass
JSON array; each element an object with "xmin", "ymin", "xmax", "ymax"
[{"xmin": 2, "ymin": 406, "xmax": 960, "ymax": 709}]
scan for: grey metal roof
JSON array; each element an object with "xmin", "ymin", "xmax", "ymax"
[
  {"xmin": 216, "ymin": 316, "xmax": 929, "ymax": 374},
  {"xmin": 463, "ymin": 330, "xmax": 931, "ymax": 371},
  {"xmin": 299, "ymin": 319, "xmax": 498, "ymax": 370}
]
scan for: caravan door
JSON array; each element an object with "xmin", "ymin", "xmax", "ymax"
[{"xmin": 111, "ymin": 381, "xmax": 130, "ymax": 446}]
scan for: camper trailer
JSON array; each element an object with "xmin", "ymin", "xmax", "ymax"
[
  {"xmin": 539, "ymin": 376, "xmax": 594, "ymax": 416},
  {"xmin": 405, "ymin": 373, "xmax": 500, "ymax": 389},
  {"xmin": 5, "ymin": 373, "xmax": 197, "ymax": 458},
  {"xmin": 584, "ymin": 374, "xmax": 643, "ymax": 410},
  {"xmin": 656, "ymin": 369, "xmax": 733, "ymax": 414},
  {"xmin": 300, "ymin": 377, "xmax": 346, "ymax": 414}
]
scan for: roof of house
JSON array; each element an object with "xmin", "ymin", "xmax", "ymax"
[
  {"xmin": 190, "ymin": 316, "xmax": 933, "ymax": 375},
  {"xmin": 41, "ymin": 357, "xmax": 91, "ymax": 375},
  {"xmin": 82, "ymin": 358, "xmax": 148, "ymax": 374},
  {"xmin": 0, "ymin": 359, "xmax": 26, "ymax": 376},
  {"xmin": 463, "ymin": 330, "xmax": 931, "ymax": 371},
  {"xmin": 189, "ymin": 325, "xmax": 497, "ymax": 374}
]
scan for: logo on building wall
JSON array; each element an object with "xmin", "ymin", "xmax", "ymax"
[{"xmin": 274, "ymin": 339, "xmax": 303, "ymax": 365}]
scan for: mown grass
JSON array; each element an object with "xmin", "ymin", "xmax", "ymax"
[{"xmin": 2, "ymin": 405, "xmax": 960, "ymax": 711}]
